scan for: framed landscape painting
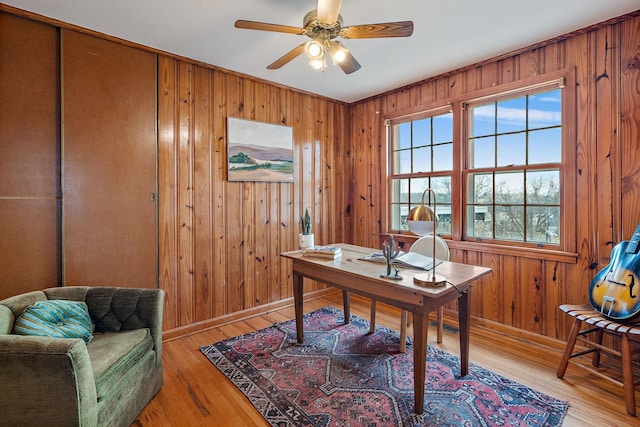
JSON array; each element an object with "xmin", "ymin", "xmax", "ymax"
[{"xmin": 227, "ymin": 117, "xmax": 294, "ymax": 182}]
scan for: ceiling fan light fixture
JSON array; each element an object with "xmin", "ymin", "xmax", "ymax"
[
  {"xmin": 304, "ymin": 40, "xmax": 324, "ymax": 60},
  {"xmin": 235, "ymin": 2, "xmax": 413, "ymax": 75},
  {"xmin": 309, "ymin": 58, "xmax": 325, "ymax": 70},
  {"xmin": 328, "ymin": 41, "xmax": 347, "ymax": 64}
]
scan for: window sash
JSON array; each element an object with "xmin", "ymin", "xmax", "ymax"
[
  {"xmin": 388, "ymin": 107, "xmax": 453, "ymax": 235},
  {"xmin": 462, "ymin": 82, "xmax": 564, "ymax": 246}
]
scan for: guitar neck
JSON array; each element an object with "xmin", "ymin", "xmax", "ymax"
[{"xmin": 626, "ymin": 222, "xmax": 640, "ymax": 254}]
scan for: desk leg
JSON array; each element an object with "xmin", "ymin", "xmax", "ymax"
[
  {"xmin": 399, "ymin": 310, "xmax": 408, "ymax": 353},
  {"xmin": 293, "ymin": 273, "xmax": 304, "ymax": 344},
  {"xmin": 412, "ymin": 311, "xmax": 429, "ymax": 415},
  {"xmin": 343, "ymin": 290, "xmax": 351, "ymax": 324},
  {"xmin": 458, "ymin": 290, "xmax": 471, "ymax": 376}
]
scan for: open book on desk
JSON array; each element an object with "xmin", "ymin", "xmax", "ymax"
[{"xmin": 359, "ymin": 251, "xmax": 443, "ymax": 271}]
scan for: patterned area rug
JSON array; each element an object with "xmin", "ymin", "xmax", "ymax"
[{"xmin": 200, "ymin": 306, "xmax": 568, "ymax": 426}]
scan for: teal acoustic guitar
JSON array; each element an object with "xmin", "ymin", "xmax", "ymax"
[{"xmin": 589, "ymin": 223, "xmax": 640, "ymax": 321}]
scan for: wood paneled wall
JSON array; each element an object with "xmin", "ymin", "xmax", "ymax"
[
  {"xmin": 348, "ymin": 14, "xmax": 640, "ymax": 340},
  {"xmin": 156, "ymin": 58, "xmax": 350, "ymax": 331}
]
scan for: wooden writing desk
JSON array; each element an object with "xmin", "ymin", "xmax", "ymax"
[{"xmin": 281, "ymin": 243, "xmax": 492, "ymax": 415}]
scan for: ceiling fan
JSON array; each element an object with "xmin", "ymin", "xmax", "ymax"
[{"xmin": 234, "ymin": 0, "xmax": 414, "ymax": 74}]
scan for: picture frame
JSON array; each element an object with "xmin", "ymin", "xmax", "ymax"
[{"xmin": 227, "ymin": 117, "xmax": 294, "ymax": 182}]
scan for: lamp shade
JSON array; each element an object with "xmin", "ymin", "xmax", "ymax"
[
  {"xmin": 407, "ymin": 207, "xmax": 438, "ymax": 235},
  {"xmin": 406, "ymin": 189, "xmax": 439, "ymax": 236}
]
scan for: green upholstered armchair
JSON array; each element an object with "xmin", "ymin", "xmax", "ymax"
[{"xmin": 0, "ymin": 286, "xmax": 165, "ymax": 427}]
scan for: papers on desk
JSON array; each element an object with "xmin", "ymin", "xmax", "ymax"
[{"xmin": 360, "ymin": 251, "xmax": 442, "ymax": 270}]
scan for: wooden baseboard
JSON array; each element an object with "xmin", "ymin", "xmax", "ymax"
[
  {"xmin": 163, "ymin": 288, "xmax": 570, "ymax": 357},
  {"xmin": 162, "ymin": 288, "xmax": 336, "ymax": 341},
  {"xmin": 467, "ymin": 315, "xmax": 569, "ymax": 353},
  {"xmin": 349, "ymin": 292, "xmax": 570, "ymax": 354}
]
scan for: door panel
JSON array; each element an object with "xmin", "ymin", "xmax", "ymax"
[
  {"xmin": 62, "ymin": 30, "xmax": 157, "ymax": 288},
  {"xmin": 0, "ymin": 13, "xmax": 60, "ymax": 299}
]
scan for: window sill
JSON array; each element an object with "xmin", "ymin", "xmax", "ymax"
[{"xmin": 382, "ymin": 232, "xmax": 578, "ymax": 264}]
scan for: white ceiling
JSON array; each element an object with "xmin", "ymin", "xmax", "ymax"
[{"xmin": 3, "ymin": 0, "xmax": 639, "ymax": 103}]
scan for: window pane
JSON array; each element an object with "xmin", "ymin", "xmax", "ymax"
[
  {"xmin": 410, "ymin": 178, "xmax": 429, "ymax": 203},
  {"xmin": 495, "ymin": 172, "xmax": 524, "ymax": 204},
  {"xmin": 433, "ymin": 143, "xmax": 452, "ymax": 171},
  {"xmin": 437, "ymin": 210, "xmax": 451, "ymax": 235},
  {"xmin": 432, "ymin": 176, "xmax": 451, "ymax": 203},
  {"xmin": 412, "ymin": 146, "xmax": 431, "ymax": 173},
  {"xmin": 413, "ymin": 118, "xmax": 431, "ymax": 147},
  {"xmin": 468, "ymin": 173, "xmax": 493, "ymax": 204},
  {"xmin": 497, "ymin": 97, "xmax": 526, "ymax": 133},
  {"xmin": 526, "ymin": 170, "xmax": 560, "ymax": 204},
  {"xmin": 399, "ymin": 205, "xmax": 411, "ymax": 230},
  {"xmin": 526, "ymin": 206, "xmax": 560, "ymax": 243},
  {"xmin": 529, "ymin": 128, "xmax": 561, "ymax": 164},
  {"xmin": 391, "ymin": 203, "xmax": 405, "ymax": 230},
  {"xmin": 433, "ymin": 113, "xmax": 453, "ymax": 143},
  {"xmin": 395, "ymin": 122, "xmax": 411, "ymax": 150},
  {"xmin": 395, "ymin": 149, "xmax": 411, "ymax": 174},
  {"xmin": 470, "ymin": 136, "xmax": 495, "ymax": 168},
  {"xmin": 434, "ymin": 176, "xmax": 452, "ymax": 236},
  {"xmin": 467, "ymin": 205, "xmax": 492, "ymax": 238},
  {"xmin": 391, "ymin": 178, "xmax": 408, "ymax": 231},
  {"xmin": 472, "ymin": 104, "xmax": 495, "ymax": 137},
  {"xmin": 529, "ymin": 89, "xmax": 561, "ymax": 128},
  {"xmin": 497, "ymin": 133, "xmax": 526, "ymax": 167},
  {"xmin": 391, "ymin": 178, "xmax": 408, "ymax": 202},
  {"xmin": 495, "ymin": 205, "xmax": 524, "ymax": 240}
]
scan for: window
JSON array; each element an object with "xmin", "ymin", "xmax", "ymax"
[
  {"xmin": 465, "ymin": 87, "xmax": 562, "ymax": 244},
  {"xmin": 389, "ymin": 109, "xmax": 453, "ymax": 235},
  {"xmin": 387, "ymin": 74, "xmax": 572, "ymax": 251}
]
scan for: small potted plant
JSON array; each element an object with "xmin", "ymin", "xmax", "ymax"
[{"xmin": 299, "ymin": 208, "xmax": 314, "ymax": 249}]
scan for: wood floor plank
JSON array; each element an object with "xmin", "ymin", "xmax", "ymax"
[{"xmin": 135, "ymin": 292, "xmax": 639, "ymax": 426}]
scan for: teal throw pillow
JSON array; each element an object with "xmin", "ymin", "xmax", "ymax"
[{"xmin": 13, "ymin": 300, "xmax": 94, "ymax": 343}]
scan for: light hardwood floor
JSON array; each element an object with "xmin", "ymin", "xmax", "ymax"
[{"xmin": 134, "ymin": 292, "xmax": 638, "ymax": 426}]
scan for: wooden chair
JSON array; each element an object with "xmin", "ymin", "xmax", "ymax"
[
  {"xmin": 370, "ymin": 234, "xmax": 450, "ymax": 352},
  {"xmin": 557, "ymin": 304, "xmax": 640, "ymax": 416}
]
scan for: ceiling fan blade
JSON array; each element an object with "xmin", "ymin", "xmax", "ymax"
[
  {"xmin": 341, "ymin": 21, "xmax": 414, "ymax": 39},
  {"xmin": 266, "ymin": 44, "xmax": 306, "ymax": 70},
  {"xmin": 317, "ymin": 0, "xmax": 343, "ymax": 24},
  {"xmin": 337, "ymin": 51, "xmax": 361, "ymax": 74},
  {"xmin": 235, "ymin": 20, "xmax": 305, "ymax": 35}
]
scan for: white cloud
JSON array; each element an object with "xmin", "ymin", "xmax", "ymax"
[
  {"xmin": 474, "ymin": 105, "xmax": 560, "ymax": 127},
  {"xmin": 537, "ymin": 96, "xmax": 561, "ymax": 103}
]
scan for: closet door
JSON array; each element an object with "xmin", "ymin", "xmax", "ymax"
[
  {"xmin": 0, "ymin": 13, "xmax": 60, "ymax": 299},
  {"xmin": 62, "ymin": 30, "xmax": 157, "ymax": 288}
]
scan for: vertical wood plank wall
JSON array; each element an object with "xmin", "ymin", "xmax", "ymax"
[
  {"xmin": 348, "ymin": 15, "xmax": 640, "ymax": 339},
  {"xmin": 157, "ymin": 58, "xmax": 350, "ymax": 331}
]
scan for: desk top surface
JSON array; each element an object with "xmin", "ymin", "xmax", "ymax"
[{"xmin": 281, "ymin": 243, "xmax": 492, "ymax": 300}]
